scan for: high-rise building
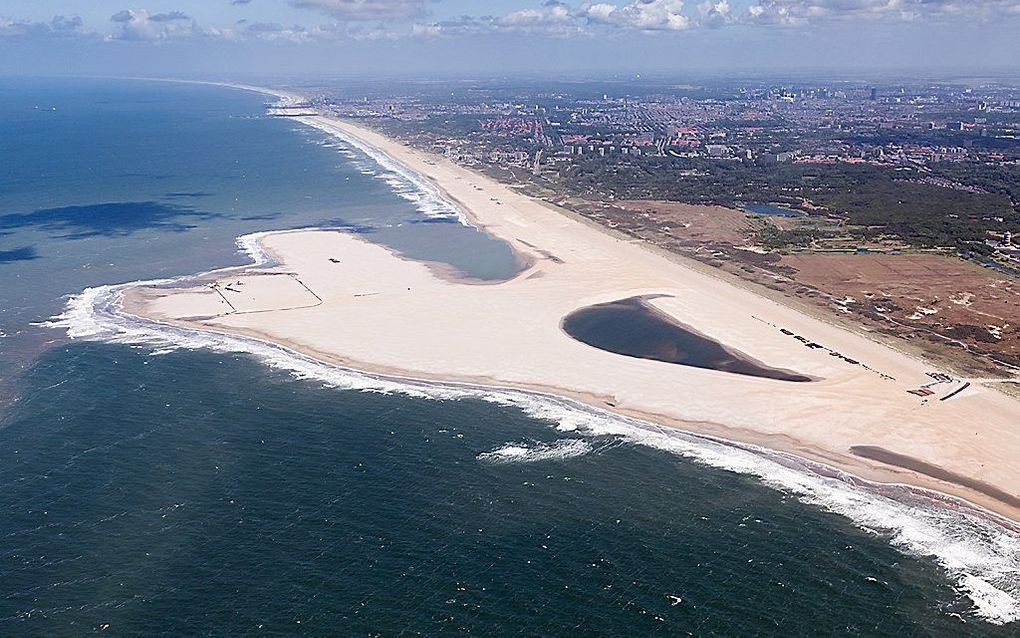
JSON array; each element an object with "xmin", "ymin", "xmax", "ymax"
[{"xmin": 869, "ymin": 87, "xmax": 877, "ymax": 101}]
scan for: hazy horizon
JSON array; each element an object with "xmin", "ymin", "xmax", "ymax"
[{"xmin": 2, "ymin": 1, "xmax": 1019, "ymax": 77}]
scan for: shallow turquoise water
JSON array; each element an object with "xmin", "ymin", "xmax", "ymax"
[{"xmin": 0, "ymin": 77, "xmax": 516, "ymax": 401}]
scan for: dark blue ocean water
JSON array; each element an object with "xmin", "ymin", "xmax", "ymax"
[{"xmin": 0, "ymin": 78, "xmax": 1017, "ymax": 634}]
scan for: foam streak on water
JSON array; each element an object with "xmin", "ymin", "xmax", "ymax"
[
  {"xmin": 45, "ymin": 240, "xmax": 1020, "ymax": 625},
  {"xmin": 295, "ymin": 116, "xmax": 469, "ymax": 225},
  {"xmin": 478, "ymin": 439, "xmax": 595, "ymax": 464}
]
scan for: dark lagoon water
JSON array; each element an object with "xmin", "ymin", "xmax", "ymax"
[
  {"xmin": 561, "ymin": 296, "xmax": 811, "ymax": 382},
  {"xmin": 1, "ymin": 78, "xmax": 1018, "ymax": 634}
]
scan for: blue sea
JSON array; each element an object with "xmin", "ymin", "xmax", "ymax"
[{"xmin": 1, "ymin": 78, "xmax": 1018, "ymax": 634}]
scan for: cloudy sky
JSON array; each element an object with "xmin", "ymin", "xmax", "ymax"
[{"xmin": 2, "ymin": 1, "xmax": 1019, "ymax": 76}]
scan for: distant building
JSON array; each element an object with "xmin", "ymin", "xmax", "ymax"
[{"xmin": 869, "ymin": 87, "xmax": 878, "ymax": 101}]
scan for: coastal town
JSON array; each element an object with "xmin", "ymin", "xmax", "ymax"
[
  {"xmin": 305, "ymin": 78, "xmax": 1020, "ymax": 252},
  {"xmin": 313, "ymin": 80, "xmax": 1020, "ymax": 169}
]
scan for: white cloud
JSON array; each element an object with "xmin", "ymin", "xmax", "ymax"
[
  {"xmin": 242, "ymin": 21, "xmax": 310, "ymax": 41},
  {"xmin": 0, "ymin": 15, "xmax": 85, "ymax": 39},
  {"xmin": 107, "ymin": 9, "xmax": 200, "ymax": 41},
  {"xmin": 150, "ymin": 11, "xmax": 192, "ymax": 23},
  {"xmin": 914, "ymin": 0, "xmax": 1020, "ymax": 18},
  {"xmin": 406, "ymin": 0, "xmax": 1018, "ymax": 39},
  {"xmin": 744, "ymin": 0, "xmax": 1020, "ymax": 26},
  {"xmin": 581, "ymin": 0, "xmax": 691, "ymax": 31},
  {"xmin": 288, "ymin": 0, "xmax": 431, "ymax": 21},
  {"xmin": 697, "ymin": 0, "xmax": 732, "ymax": 28},
  {"xmin": 224, "ymin": 18, "xmax": 403, "ymax": 42},
  {"xmin": 413, "ymin": 0, "xmax": 696, "ymax": 37},
  {"xmin": 6, "ymin": 0, "xmax": 1020, "ymax": 47},
  {"xmin": 494, "ymin": 2, "xmax": 585, "ymax": 35},
  {"xmin": 410, "ymin": 21, "xmax": 442, "ymax": 36}
]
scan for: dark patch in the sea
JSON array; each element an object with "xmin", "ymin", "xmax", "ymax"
[
  {"xmin": 0, "ymin": 246, "xmax": 38, "ymax": 263},
  {"xmin": 408, "ymin": 217, "xmax": 457, "ymax": 225},
  {"xmin": 240, "ymin": 213, "xmax": 282, "ymax": 221},
  {"xmin": 561, "ymin": 296, "xmax": 812, "ymax": 382},
  {"xmin": 117, "ymin": 173, "xmax": 171, "ymax": 180},
  {"xmin": 0, "ymin": 202, "xmax": 221, "ymax": 240},
  {"xmin": 850, "ymin": 445, "xmax": 1020, "ymax": 509},
  {"xmin": 164, "ymin": 191, "xmax": 213, "ymax": 199},
  {"xmin": 317, "ymin": 220, "xmax": 377, "ymax": 234}
]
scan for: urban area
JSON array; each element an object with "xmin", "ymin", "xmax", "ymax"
[{"xmin": 287, "ymin": 76, "xmax": 1020, "ymax": 379}]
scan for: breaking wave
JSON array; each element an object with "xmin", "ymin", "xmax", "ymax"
[
  {"xmin": 296, "ymin": 116, "xmax": 468, "ymax": 224},
  {"xmin": 478, "ymin": 439, "xmax": 594, "ymax": 464}
]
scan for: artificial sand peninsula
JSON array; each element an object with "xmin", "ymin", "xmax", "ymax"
[{"xmin": 124, "ymin": 103, "xmax": 1020, "ymax": 524}]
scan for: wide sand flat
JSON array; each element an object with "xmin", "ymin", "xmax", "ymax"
[{"xmin": 127, "ymin": 114, "xmax": 1020, "ymax": 523}]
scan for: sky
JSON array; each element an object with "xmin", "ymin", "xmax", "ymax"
[{"xmin": 1, "ymin": 1, "xmax": 1020, "ymax": 77}]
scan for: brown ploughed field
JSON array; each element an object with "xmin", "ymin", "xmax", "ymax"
[{"xmin": 780, "ymin": 253, "xmax": 1020, "ymax": 374}]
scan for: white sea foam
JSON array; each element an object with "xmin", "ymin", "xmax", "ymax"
[
  {"xmin": 478, "ymin": 438, "xmax": 594, "ymax": 464},
  {"xmin": 295, "ymin": 116, "xmax": 469, "ymax": 225}
]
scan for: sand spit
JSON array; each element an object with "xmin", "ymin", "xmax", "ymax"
[
  {"xmin": 126, "ymin": 111, "xmax": 1020, "ymax": 526},
  {"xmin": 55, "ymin": 83, "xmax": 1020, "ymax": 623}
]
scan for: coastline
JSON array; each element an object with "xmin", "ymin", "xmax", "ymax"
[
  {"xmin": 123, "ymin": 226, "xmax": 1020, "ymax": 526},
  {"xmin": 54, "ymin": 82, "xmax": 1020, "ymax": 623},
  {"xmin": 161, "ymin": 86, "xmax": 1020, "ymax": 521}
]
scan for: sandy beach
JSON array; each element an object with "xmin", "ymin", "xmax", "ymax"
[{"xmin": 123, "ymin": 102, "xmax": 1020, "ymax": 525}]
